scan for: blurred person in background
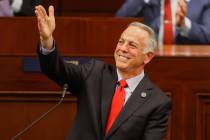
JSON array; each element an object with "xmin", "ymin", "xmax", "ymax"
[
  {"xmin": 0, "ymin": 0, "xmax": 13, "ymax": 16},
  {"xmin": 12, "ymin": 0, "xmax": 43, "ymax": 16},
  {"xmin": 116, "ymin": 0, "xmax": 210, "ymax": 44}
]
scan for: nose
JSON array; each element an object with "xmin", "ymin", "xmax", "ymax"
[{"xmin": 119, "ymin": 43, "xmax": 128, "ymax": 52}]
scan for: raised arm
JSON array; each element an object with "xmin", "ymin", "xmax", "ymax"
[{"xmin": 35, "ymin": 5, "xmax": 55, "ymax": 49}]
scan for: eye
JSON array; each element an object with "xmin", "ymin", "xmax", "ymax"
[
  {"xmin": 118, "ymin": 39, "xmax": 124, "ymax": 45},
  {"xmin": 129, "ymin": 43, "xmax": 137, "ymax": 49}
]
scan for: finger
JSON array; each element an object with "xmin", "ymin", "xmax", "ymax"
[
  {"xmin": 176, "ymin": 15, "xmax": 180, "ymax": 24},
  {"xmin": 35, "ymin": 8, "xmax": 47, "ymax": 29},
  {"xmin": 35, "ymin": 11, "xmax": 42, "ymax": 34},
  {"xmin": 39, "ymin": 5, "xmax": 48, "ymax": 18},
  {"xmin": 176, "ymin": 4, "xmax": 182, "ymax": 16},
  {"xmin": 181, "ymin": 4, "xmax": 187, "ymax": 15},
  {"xmin": 176, "ymin": 14, "xmax": 183, "ymax": 27},
  {"xmin": 178, "ymin": 0, "xmax": 187, "ymax": 14},
  {"xmin": 35, "ymin": 5, "xmax": 42, "ymax": 17},
  {"xmin": 178, "ymin": 7, "xmax": 186, "ymax": 17},
  {"xmin": 177, "ymin": 2, "xmax": 186, "ymax": 17},
  {"xmin": 49, "ymin": 5, "xmax": 55, "ymax": 19},
  {"xmin": 176, "ymin": 7, "xmax": 185, "ymax": 17},
  {"xmin": 35, "ymin": 9, "xmax": 39, "ymax": 18},
  {"xmin": 176, "ymin": 11, "xmax": 185, "ymax": 19},
  {"xmin": 35, "ymin": 7, "xmax": 42, "ymax": 23},
  {"xmin": 35, "ymin": 5, "xmax": 45, "ymax": 19}
]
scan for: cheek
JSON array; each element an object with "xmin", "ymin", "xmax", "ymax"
[
  {"xmin": 114, "ymin": 49, "xmax": 118, "ymax": 59},
  {"xmin": 115, "ymin": 46, "xmax": 121, "ymax": 52},
  {"xmin": 129, "ymin": 49, "xmax": 140, "ymax": 58},
  {"xmin": 132, "ymin": 52, "xmax": 145, "ymax": 64}
]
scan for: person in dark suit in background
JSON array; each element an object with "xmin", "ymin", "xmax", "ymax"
[
  {"xmin": 0, "ymin": 0, "xmax": 43, "ymax": 16},
  {"xmin": 35, "ymin": 5, "xmax": 171, "ymax": 140},
  {"xmin": 12, "ymin": 0, "xmax": 43, "ymax": 16},
  {"xmin": 116, "ymin": 0, "xmax": 210, "ymax": 44}
]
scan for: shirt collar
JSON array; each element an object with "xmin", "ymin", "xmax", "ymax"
[{"xmin": 116, "ymin": 69, "xmax": 145, "ymax": 92}]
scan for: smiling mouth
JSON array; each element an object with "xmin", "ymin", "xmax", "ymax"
[{"xmin": 118, "ymin": 54, "xmax": 129, "ymax": 61}]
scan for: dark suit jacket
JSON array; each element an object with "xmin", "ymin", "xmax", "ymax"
[
  {"xmin": 38, "ymin": 47, "xmax": 171, "ymax": 140},
  {"xmin": 116, "ymin": 0, "xmax": 210, "ymax": 44},
  {"xmin": 14, "ymin": 0, "xmax": 43, "ymax": 16}
]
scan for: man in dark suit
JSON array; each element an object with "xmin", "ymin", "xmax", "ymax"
[
  {"xmin": 116, "ymin": 0, "xmax": 210, "ymax": 44},
  {"xmin": 35, "ymin": 5, "xmax": 171, "ymax": 140}
]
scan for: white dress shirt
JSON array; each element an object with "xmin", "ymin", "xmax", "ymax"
[{"xmin": 117, "ymin": 69, "xmax": 145, "ymax": 105}]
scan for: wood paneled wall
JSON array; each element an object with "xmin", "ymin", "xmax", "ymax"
[
  {"xmin": 1, "ymin": 17, "xmax": 210, "ymax": 140},
  {"xmin": 43, "ymin": 0, "xmax": 123, "ymax": 16}
]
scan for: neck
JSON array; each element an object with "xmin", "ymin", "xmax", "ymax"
[{"xmin": 118, "ymin": 69, "xmax": 144, "ymax": 80}]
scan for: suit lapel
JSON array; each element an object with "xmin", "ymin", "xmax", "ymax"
[
  {"xmin": 104, "ymin": 75, "xmax": 153, "ymax": 139},
  {"xmin": 101, "ymin": 68, "xmax": 118, "ymax": 136}
]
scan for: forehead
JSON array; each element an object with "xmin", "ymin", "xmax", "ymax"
[{"xmin": 120, "ymin": 26, "xmax": 149, "ymax": 42}]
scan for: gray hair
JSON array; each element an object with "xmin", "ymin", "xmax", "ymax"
[{"xmin": 128, "ymin": 22, "xmax": 158, "ymax": 53}]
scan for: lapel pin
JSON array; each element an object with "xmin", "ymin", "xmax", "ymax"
[{"xmin": 141, "ymin": 92, "xmax": 147, "ymax": 98}]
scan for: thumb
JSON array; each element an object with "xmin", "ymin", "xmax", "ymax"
[{"xmin": 48, "ymin": 5, "xmax": 54, "ymax": 18}]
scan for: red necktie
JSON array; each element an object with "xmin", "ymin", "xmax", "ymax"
[
  {"xmin": 163, "ymin": 0, "xmax": 174, "ymax": 44},
  {"xmin": 105, "ymin": 80, "xmax": 128, "ymax": 134}
]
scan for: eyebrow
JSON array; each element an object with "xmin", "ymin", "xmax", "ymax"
[
  {"xmin": 119, "ymin": 37, "xmax": 139, "ymax": 45},
  {"xmin": 130, "ymin": 41, "xmax": 138, "ymax": 46}
]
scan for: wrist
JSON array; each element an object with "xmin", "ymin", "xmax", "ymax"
[{"xmin": 40, "ymin": 36, "xmax": 53, "ymax": 50}]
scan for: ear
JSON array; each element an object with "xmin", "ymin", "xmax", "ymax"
[{"xmin": 143, "ymin": 52, "xmax": 155, "ymax": 64}]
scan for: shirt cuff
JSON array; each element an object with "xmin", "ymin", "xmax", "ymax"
[
  {"xmin": 40, "ymin": 40, "xmax": 55, "ymax": 55},
  {"xmin": 180, "ymin": 17, "xmax": 192, "ymax": 37}
]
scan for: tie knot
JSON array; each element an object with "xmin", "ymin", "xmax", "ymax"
[{"xmin": 118, "ymin": 80, "xmax": 128, "ymax": 88}]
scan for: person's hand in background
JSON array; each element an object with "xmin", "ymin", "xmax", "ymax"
[{"xmin": 176, "ymin": 0, "xmax": 187, "ymax": 27}]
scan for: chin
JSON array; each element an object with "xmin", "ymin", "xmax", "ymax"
[{"xmin": 116, "ymin": 63, "xmax": 128, "ymax": 70}]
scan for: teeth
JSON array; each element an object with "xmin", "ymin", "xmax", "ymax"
[{"xmin": 119, "ymin": 55, "xmax": 128, "ymax": 61}]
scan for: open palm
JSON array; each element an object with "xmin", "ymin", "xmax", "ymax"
[{"xmin": 35, "ymin": 5, "xmax": 55, "ymax": 46}]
